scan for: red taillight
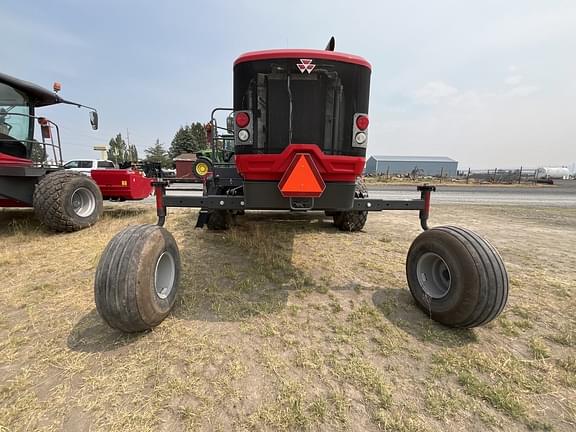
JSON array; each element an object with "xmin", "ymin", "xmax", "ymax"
[
  {"xmin": 356, "ymin": 115, "xmax": 369, "ymax": 130},
  {"xmin": 235, "ymin": 112, "xmax": 250, "ymax": 128}
]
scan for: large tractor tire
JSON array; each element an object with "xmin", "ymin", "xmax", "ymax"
[
  {"xmin": 33, "ymin": 170, "xmax": 103, "ymax": 232},
  {"xmin": 94, "ymin": 224, "xmax": 180, "ymax": 332},
  {"xmin": 333, "ymin": 178, "xmax": 368, "ymax": 232},
  {"xmin": 207, "ymin": 210, "xmax": 232, "ymax": 230},
  {"xmin": 406, "ymin": 226, "xmax": 508, "ymax": 328},
  {"xmin": 192, "ymin": 157, "xmax": 213, "ymax": 180}
]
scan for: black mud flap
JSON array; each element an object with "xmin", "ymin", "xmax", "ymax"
[{"xmin": 195, "ymin": 210, "xmax": 210, "ymax": 228}]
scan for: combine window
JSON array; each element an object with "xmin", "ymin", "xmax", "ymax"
[{"xmin": 0, "ymin": 83, "xmax": 32, "ymax": 143}]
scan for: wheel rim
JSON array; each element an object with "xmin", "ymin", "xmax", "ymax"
[
  {"xmin": 195, "ymin": 162, "xmax": 209, "ymax": 176},
  {"xmin": 416, "ymin": 252, "xmax": 451, "ymax": 299},
  {"xmin": 70, "ymin": 187, "xmax": 96, "ymax": 217},
  {"xmin": 155, "ymin": 251, "xmax": 176, "ymax": 299}
]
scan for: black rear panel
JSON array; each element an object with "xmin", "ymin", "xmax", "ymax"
[{"xmin": 234, "ymin": 58, "xmax": 370, "ymax": 156}]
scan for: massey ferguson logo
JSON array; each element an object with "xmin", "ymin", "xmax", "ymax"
[{"xmin": 297, "ymin": 59, "xmax": 316, "ymax": 74}]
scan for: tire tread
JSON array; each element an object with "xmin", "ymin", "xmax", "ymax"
[
  {"xmin": 33, "ymin": 170, "xmax": 103, "ymax": 232},
  {"xmin": 407, "ymin": 225, "xmax": 508, "ymax": 328},
  {"xmin": 94, "ymin": 224, "xmax": 180, "ymax": 332}
]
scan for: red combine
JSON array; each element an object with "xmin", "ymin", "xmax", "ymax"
[
  {"xmin": 0, "ymin": 73, "xmax": 152, "ymax": 231},
  {"xmin": 94, "ymin": 39, "xmax": 508, "ymax": 332}
]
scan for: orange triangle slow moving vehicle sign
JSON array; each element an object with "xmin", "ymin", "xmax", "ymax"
[{"xmin": 278, "ymin": 153, "xmax": 326, "ymax": 197}]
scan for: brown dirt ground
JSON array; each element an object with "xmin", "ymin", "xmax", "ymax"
[{"xmin": 0, "ymin": 203, "xmax": 574, "ymax": 431}]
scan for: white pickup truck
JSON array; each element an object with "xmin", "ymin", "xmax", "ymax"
[{"xmin": 63, "ymin": 159, "xmax": 117, "ymax": 176}]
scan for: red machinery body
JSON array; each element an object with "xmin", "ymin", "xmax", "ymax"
[
  {"xmin": 90, "ymin": 169, "xmax": 153, "ymax": 200},
  {"xmin": 0, "ymin": 198, "xmax": 30, "ymax": 207},
  {"xmin": 0, "ymin": 152, "xmax": 33, "ymax": 168},
  {"xmin": 234, "ymin": 49, "xmax": 372, "ymax": 69},
  {"xmin": 235, "ymin": 144, "xmax": 365, "ymax": 183},
  {"xmin": 231, "ymin": 49, "xmax": 371, "ymax": 209}
]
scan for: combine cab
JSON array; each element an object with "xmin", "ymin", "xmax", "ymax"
[
  {"xmin": 95, "ymin": 40, "xmax": 508, "ymax": 332},
  {"xmin": 0, "ymin": 72, "xmax": 103, "ymax": 231},
  {"xmin": 0, "ymin": 73, "xmax": 155, "ymax": 231}
]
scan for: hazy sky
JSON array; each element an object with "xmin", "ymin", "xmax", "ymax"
[{"xmin": 2, "ymin": 0, "xmax": 575, "ymax": 169}]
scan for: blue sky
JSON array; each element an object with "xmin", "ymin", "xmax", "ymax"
[{"xmin": 2, "ymin": 0, "xmax": 575, "ymax": 169}]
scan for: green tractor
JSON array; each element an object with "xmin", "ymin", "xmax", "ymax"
[{"xmin": 191, "ymin": 121, "xmax": 235, "ymax": 180}]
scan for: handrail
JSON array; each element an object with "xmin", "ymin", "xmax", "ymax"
[{"xmin": 0, "ymin": 112, "xmax": 62, "ymax": 166}]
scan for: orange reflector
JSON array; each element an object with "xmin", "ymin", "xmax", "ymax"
[{"xmin": 278, "ymin": 153, "xmax": 325, "ymax": 197}]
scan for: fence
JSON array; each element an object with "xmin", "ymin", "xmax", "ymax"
[
  {"xmin": 457, "ymin": 168, "xmax": 538, "ymax": 184},
  {"xmin": 365, "ymin": 167, "xmax": 545, "ymax": 184}
]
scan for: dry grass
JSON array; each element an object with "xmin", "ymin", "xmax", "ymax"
[{"xmin": 0, "ymin": 202, "xmax": 575, "ymax": 431}]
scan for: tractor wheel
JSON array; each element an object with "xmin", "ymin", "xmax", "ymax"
[
  {"xmin": 94, "ymin": 224, "xmax": 180, "ymax": 332},
  {"xmin": 33, "ymin": 170, "xmax": 103, "ymax": 232},
  {"xmin": 332, "ymin": 178, "xmax": 368, "ymax": 232},
  {"xmin": 333, "ymin": 211, "xmax": 368, "ymax": 232},
  {"xmin": 406, "ymin": 226, "xmax": 508, "ymax": 328},
  {"xmin": 207, "ymin": 210, "xmax": 232, "ymax": 230},
  {"xmin": 192, "ymin": 157, "xmax": 213, "ymax": 179}
]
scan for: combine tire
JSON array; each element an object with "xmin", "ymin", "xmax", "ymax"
[
  {"xmin": 33, "ymin": 170, "xmax": 103, "ymax": 232},
  {"xmin": 192, "ymin": 157, "xmax": 213, "ymax": 179},
  {"xmin": 94, "ymin": 224, "xmax": 180, "ymax": 332},
  {"xmin": 406, "ymin": 226, "xmax": 508, "ymax": 328},
  {"xmin": 332, "ymin": 178, "xmax": 368, "ymax": 232},
  {"xmin": 207, "ymin": 210, "xmax": 232, "ymax": 230}
]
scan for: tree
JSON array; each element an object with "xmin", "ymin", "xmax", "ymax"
[
  {"xmin": 127, "ymin": 143, "xmax": 139, "ymax": 161},
  {"xmin": 107, "ymin": 133, "xmax": 128, "ymax": 163},
  {"xmin": 29, "ymin": 140, "xmax": 47, "ymax": 164},
  {"xmin": 144, "ymin": 139, "xmax": 171, "ymax": 168},
  {"xmin": 189, "ymin": 122, "xmax": 208, "ymax": 152},
  {"xmin": 168, "ymin": 122, "xmax": 208, "ymax": 158}
]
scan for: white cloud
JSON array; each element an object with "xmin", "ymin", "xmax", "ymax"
[
  {"xmin": 505, "ymin": 75, "xmax": 523, "ymax": 86},
  {"xmin": 503, "ymin": 68, "xmax": 538, "ymax": 96},
  {"xmin": 507, "ymin": 85, "xmax": 539, "ymax": 96},
  {"xmin": 412, "ymin": 81, "xmax": 459, "ymax": 105}
]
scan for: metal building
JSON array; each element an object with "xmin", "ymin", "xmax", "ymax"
[{"xmin": 365, "ymin": 155, "xmax": 458, "ymax": 177}]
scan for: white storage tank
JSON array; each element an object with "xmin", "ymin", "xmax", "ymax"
[{"xmin": 535, "ymin": 167, "xmax": 570, "ymax": 180}]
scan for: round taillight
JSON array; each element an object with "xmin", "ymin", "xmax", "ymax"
[
  {"xmin": 238, "ymin": 129, "xmax": 250, "ymax": 142},
  {"xmin": 235, "ymin": 112, "xmax": 250, "ymax": 128},
  {"xmin": 355, "ymin": 132, "xmax": 367, "ymax": 144},
  {"xmin": 356, "ymin": 115, "xmax": 369, "ymax": 130}
]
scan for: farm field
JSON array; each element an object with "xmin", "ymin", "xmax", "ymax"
[{"xmin": 0, "ymin": 203, "xmax": 575, "ymax": 431}]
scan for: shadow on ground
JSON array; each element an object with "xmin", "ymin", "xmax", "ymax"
[
  {"xmin": 0, "ymin": 209, "xmax": 43, "ymax": 234},
  {"xmin": 67, "ymin": 309, "xmax": 145, "ymax": 353},
  {"xmin": 171, "ymin": 211, "xmax": 339, "ymax": 323},
  {"xmin": 372, "ymin": 287, "xmax": 478, "ymax": 347}
]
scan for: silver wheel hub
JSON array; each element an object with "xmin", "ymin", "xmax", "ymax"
[
  {"xmin": 416, "ymin": 252, "xmax": 451, "ymax": 299},
  {"xmin": 71, "ymin": 187, "xmax": 96, "ymax": 217},
  {"xmin": 155, "ymin": 251, "xmax": 175, "ymax": 299}
]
